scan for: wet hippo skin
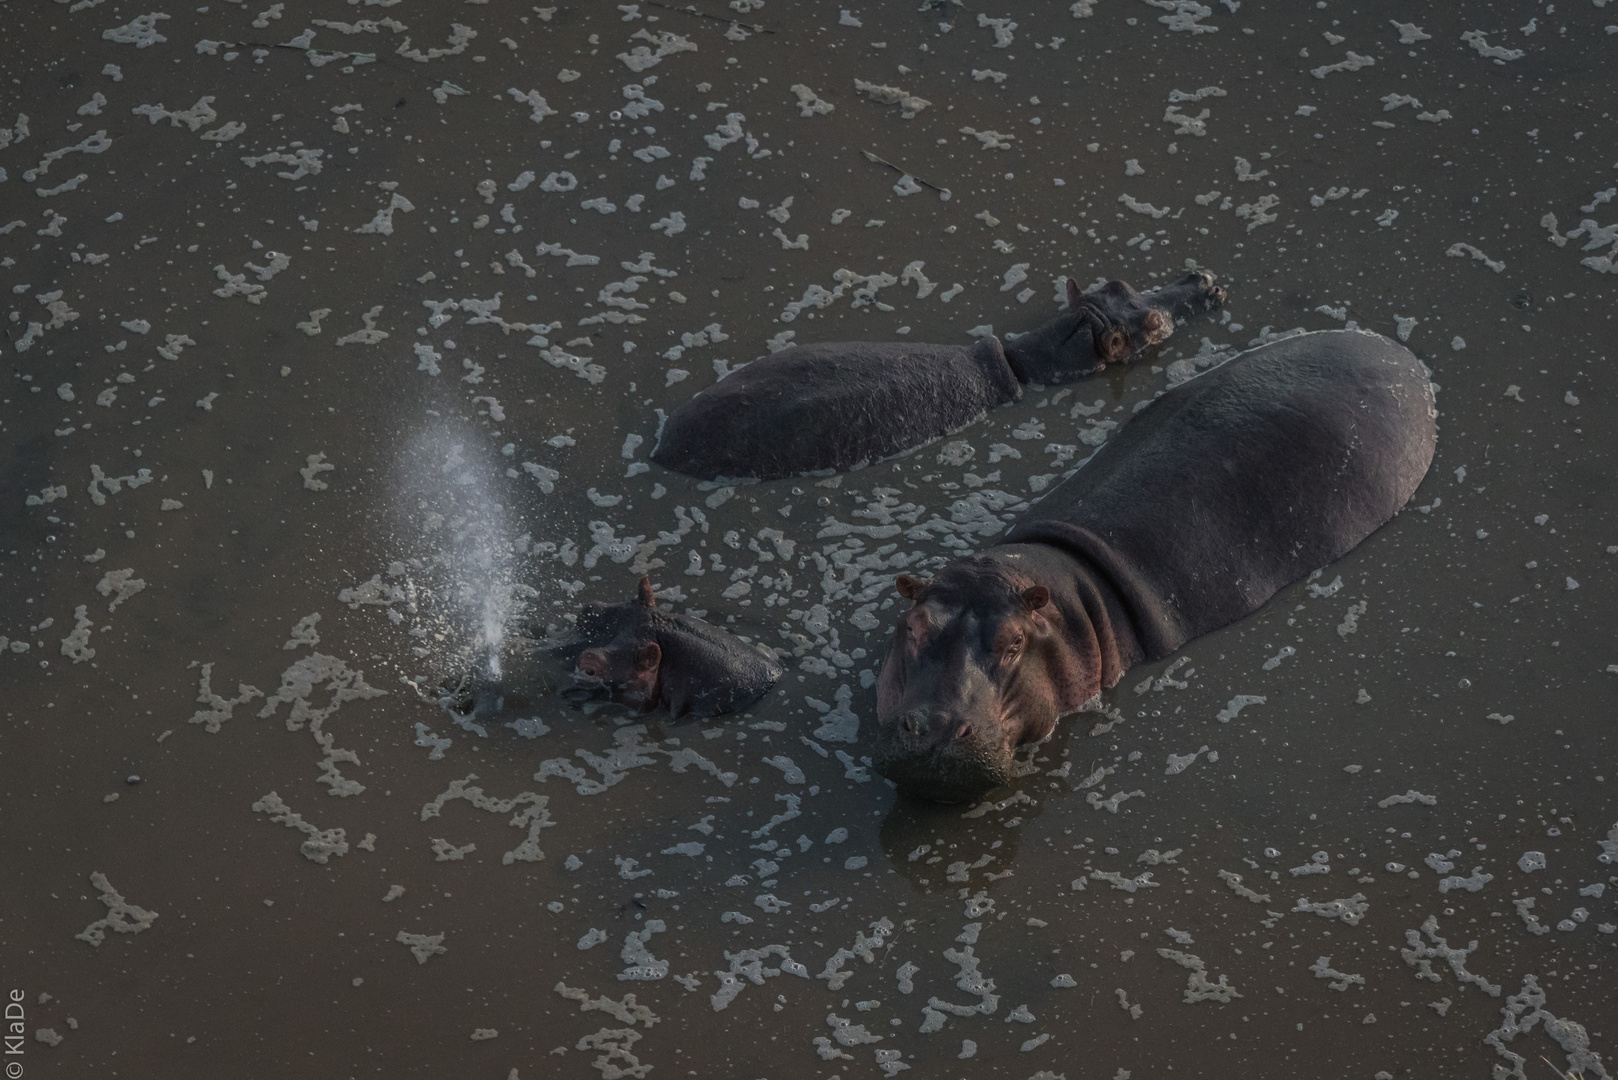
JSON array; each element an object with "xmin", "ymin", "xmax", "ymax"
[
  {"xmin": 554, "ymin": 576, "xmax": 784, "ymax": 719},
  {"xmin": 650, "ymin": 271, "xmax": 1225, "ymax": 481},
  {"xmin": 873, "ymin": 329, "xmax": 1439, "ymax": 803}
]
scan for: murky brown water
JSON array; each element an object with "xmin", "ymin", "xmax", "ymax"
[{"xmin": 3, "ymin": 1, "xmax": 1615, "ymax": 1078}]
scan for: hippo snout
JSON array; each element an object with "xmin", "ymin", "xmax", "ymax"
[
  {"xmin": 1156, "ymin": 268, "xmax": 1227, "ymax": 319},
  {"xmin": 893, "ymin": 708, "xmax": 971, "ymax": 751},
  {"xmin": 438, "ymin": 671, "xmax": 505, "ymax": 719},
  {"xmin": 873, "ymin": 712, "xmax": 1012, "ymax": 805}
]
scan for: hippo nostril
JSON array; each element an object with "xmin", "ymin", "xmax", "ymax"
[
  {"xmin": 577, "ymin": 649, "xmax": 608, "ymax": 679},
  {"xmin": 903, "ymin": 715, "xmax": 921, "ymax": 735},
  {"xmin": 953, "ymin": 722, "xmax": 971, "ymax": 741}
]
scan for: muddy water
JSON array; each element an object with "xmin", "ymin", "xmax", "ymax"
[{"xmin": 2, "ymin": 1, "xmax": 1615, "ymax": 1077}]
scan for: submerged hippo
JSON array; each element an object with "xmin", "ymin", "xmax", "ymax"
[
  {"xmin": 651, "ymin": 271, "xmax": 1226, "ymax": 481},
  {"xmin": 873, "ymin": 329, "xmax": 1438, "ymax": 803},
  {"xmin": 554, "ymin": 576, "xmax": 783, "ymax": 719}
]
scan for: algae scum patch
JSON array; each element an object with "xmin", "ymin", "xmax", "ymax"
[{"xmin": 1, "ymin": 1, "xmax": 1614, "ymax": 1077}]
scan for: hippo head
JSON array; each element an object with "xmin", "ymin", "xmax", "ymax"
[
  {"xmin": 1003, "ymin": 271, "xmax": 1226, "ymax": 385},
  {"xmin": 873, "ymin": 566, "xmax": 1062, "ymax": 803},
  {"xmin": 556, "ymin": 576, "xmax": 664, "ymax": 710},
  {"xmin": 1001, "ymin": 278, "xmax": 1156, "ymax": 384}
]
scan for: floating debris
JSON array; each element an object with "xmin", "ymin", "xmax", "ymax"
[
  {"xmin": 74, "ymin": 872, "xmax": 159, "ymax": 947},
  {"xmin": 1156, "ymin": 949, "xmax": 1241, "ymax": 1003},
  {"xmin": 1308, "ymin": 956, "xmax": 1364, "ymax": 992},
  {"xmin": 1399, "ymin": 916, "xmax": 1501, "ymax": 996},
  {"xmin": 1377, "ymin": 790, "xmax": 1438, "ymax": 809},
  {"xmin": 1292, "ymin": 893, "xmax": 1369, "ymax": 925}
]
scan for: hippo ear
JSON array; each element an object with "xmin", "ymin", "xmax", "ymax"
[
  {"xmin": 1096, "ymin": 326, "xmax": 1128, "ymax": 361},
  {"xmin": 1065, "ymin": 277, "xmax": 1082, "ymax": 310},
  {"xmin": 636, "ymin": 640, "xmax": 661, "ymax": 673},
  {"xmin": 895, "ymin": 574, "xmax": 931, "ymax": 601},
  {"xmin": 1021, "ymin": 585, "xmax": 1050, "ymax": 612},
  {"xmin": 636, "ymin": 575, "xmax": 656, "ymax": 608}
]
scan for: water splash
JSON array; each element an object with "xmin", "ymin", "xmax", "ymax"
[
  {"xmin": 441, "ymin": 439, "xmax": 517, "ymax": 679},
  {"xmin": 395, "ymin": 420, "xmax": 542, "ymax": 713}
]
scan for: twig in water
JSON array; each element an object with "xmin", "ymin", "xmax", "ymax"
[
  {"xmin": 1539, "ymin": 1056, "xmax": 1583, "ymax": 1080},
  {"xmin": 859, "ymin": 150, "xmax": 952, "ymax": 199}
]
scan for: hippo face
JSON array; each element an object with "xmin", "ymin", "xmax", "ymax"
[
  {"xmin": 874, "ymin": 573, "xmax": 1060, "ymax": 803},
  {"xmin": 557, "ymin": 576, "xmax": 784, "ymax": 720},
  {"xmin": 1001, "ymin": 280, "xmax": 1144, "ymax": 383},
  {"xmin": 562, "ymin": 578, "xmax": 663, "ymax": 710},
  {"xmin": 1002, "ymin": 272, "xmax": 1225, "ymax": 385}
]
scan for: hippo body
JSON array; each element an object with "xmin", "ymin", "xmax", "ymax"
[
  {"xmin": 873, "ymin": 329, "xmax": 1438, "ymax": 802},
  {"xmin": 555, "ymin": 577, "xmax": 783, "ymax": 719},
  {"xmin": 652, "ymin": 337, "xmax": 1021, "ymax": 481},
  {"xmin": 651, "ymin": 272, "xmax": 1225, "ymax": 481}
]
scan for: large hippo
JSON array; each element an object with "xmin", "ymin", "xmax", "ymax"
[
  {"xmin": 872, "ymin": 329, "xmax": 1438, "ymax": 803},
  {"xmin": 554, "ymin": 576, "xmax": 783, "ymax": 719},
  {"xmin": 650, "ymin": 271, "xmax": 1226, "ymax": 481}
]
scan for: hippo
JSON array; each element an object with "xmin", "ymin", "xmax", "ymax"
[
  {"xmin": 872, "ymin": 329, "xmax": 1438, "ymax": 803},
  {"xmin": 553, "ymin": 576, "xmax": 783, "ymax": 719},
  {"xmin": 650, "ymin": 271, "xmax": 1226, "ymax": 481}
]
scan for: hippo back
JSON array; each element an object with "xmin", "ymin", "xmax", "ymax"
[
  {"xmin": 651, "ymin": 338, "xmax": 1021, "ymax": 481},
  {"xmin": 659, "ymin": 612, "xmax": 784, "ymax": 718},
  {"xmin": 1003, "ymin": 329, "xmax": 1437, "ymax": 658}
]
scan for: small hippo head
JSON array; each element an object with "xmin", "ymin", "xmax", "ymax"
[
  {"xmin": 557, "ymin": 577, "xmax": 784, "ymax": 719},
  {"xmin": 873, "ymin": 563, "xmax": 1062, "ymax": 803},
  {"xmin": 1001, "ymin": 278, "xmax": 1158, "ymax": 385},
  {"xmin": 1003, "ymin": 271, "xmax": 1225, "ymax": 385},
  {"xmin": 556, "ymin": 575, "xmax": 665, "ymax": 711}
]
